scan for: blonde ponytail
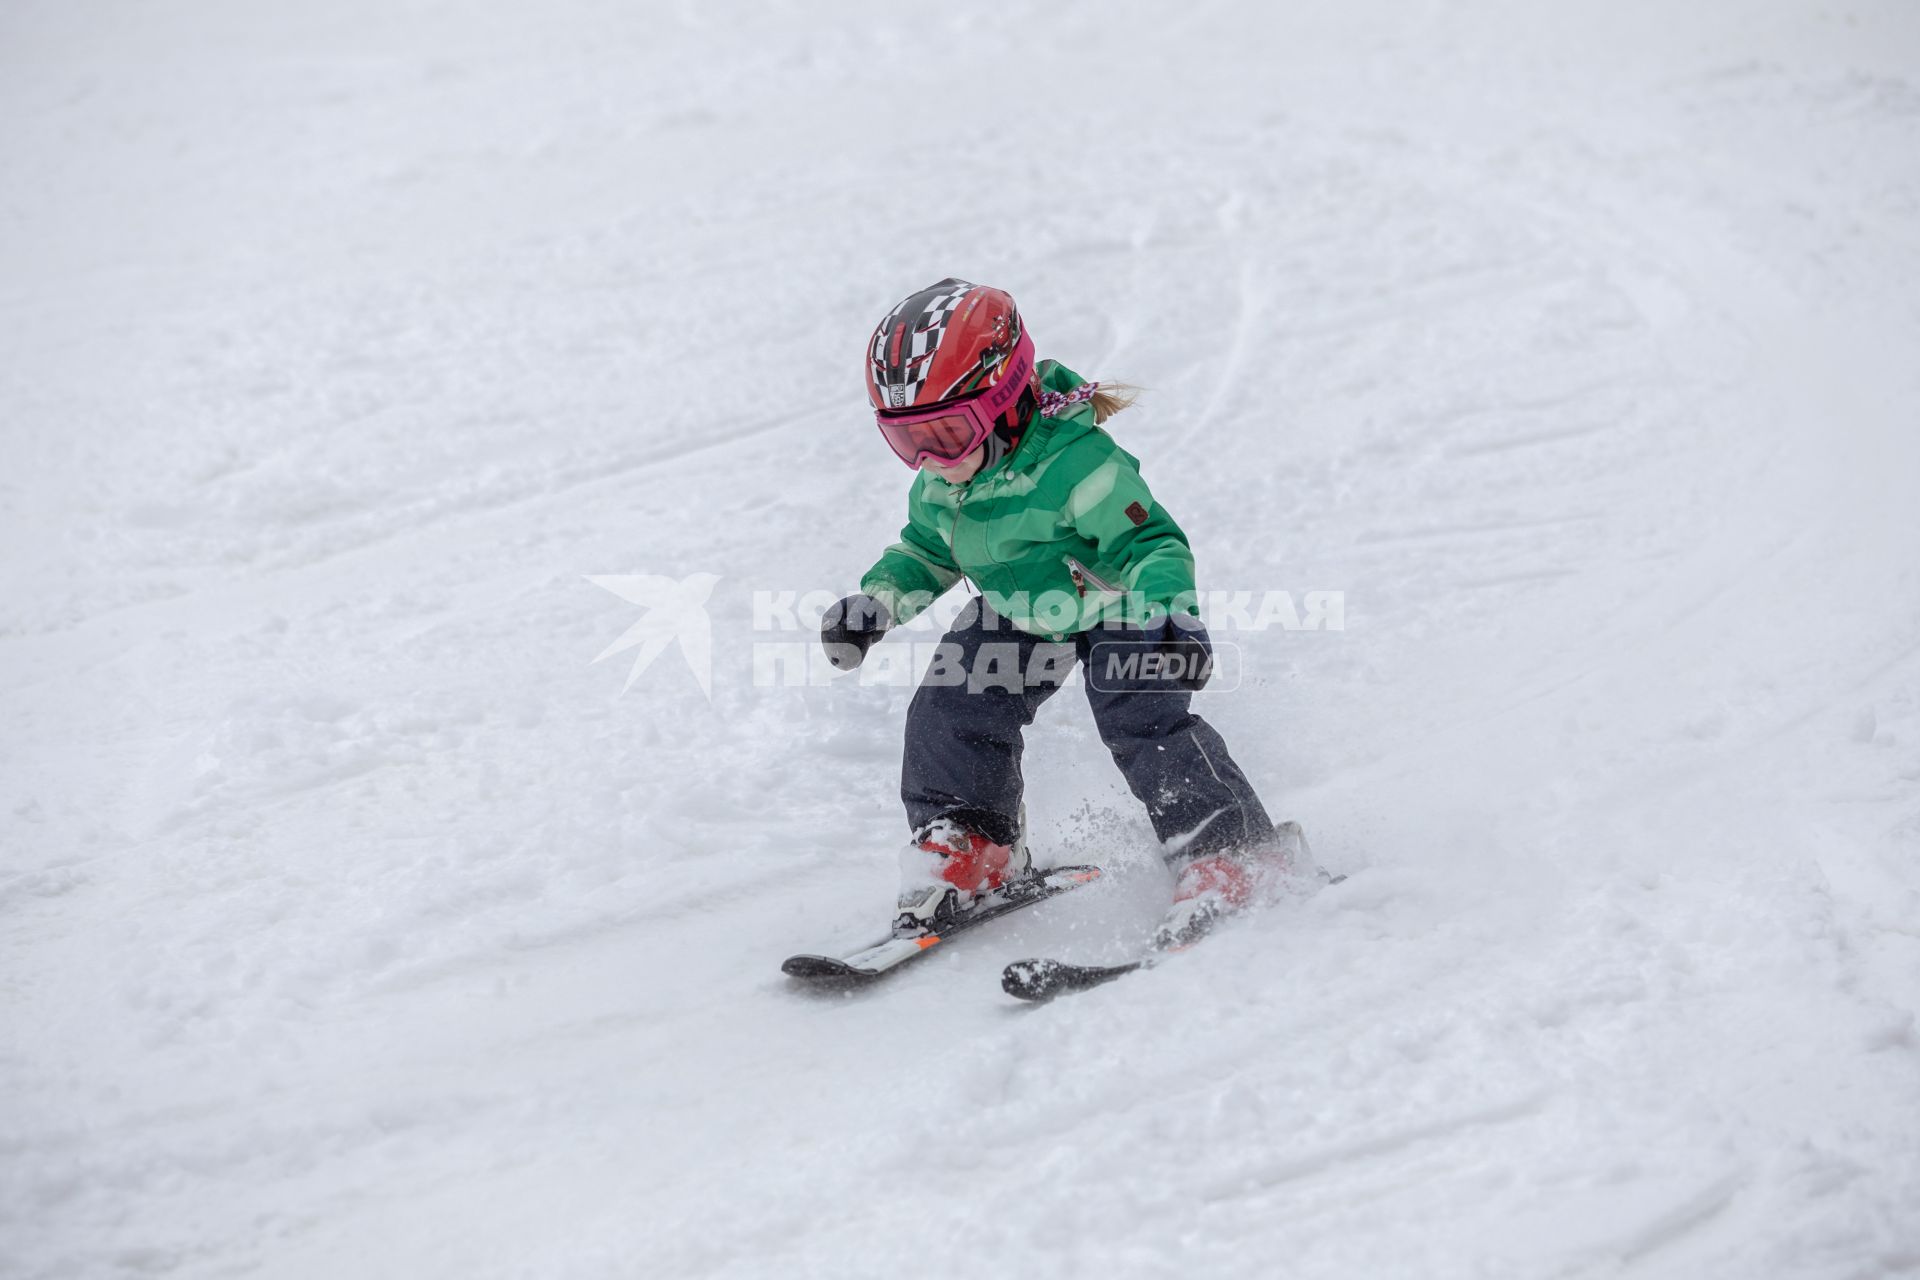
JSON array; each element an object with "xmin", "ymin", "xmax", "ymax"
[{"xmin": 1089, "ymin": 382, "xmax": 1140, "ymax": 425}]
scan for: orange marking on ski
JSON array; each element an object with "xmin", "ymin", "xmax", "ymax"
[{"xmin": 915, "ymin": 936, "xmax": 940, "ymax": 950}]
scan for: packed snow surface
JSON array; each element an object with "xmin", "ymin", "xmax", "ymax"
[{"xmin": 4, "ymin": 1, "xmax": 1918, "ymax": 1276}]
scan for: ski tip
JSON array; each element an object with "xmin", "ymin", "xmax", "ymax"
[
  {"xmin": 782, "ymin": 955, "xmax": 877, "ymax": 982},
  {"xmin": 1001, "ymin": 956, "xmax": 1142, "ymax": 1002},
  {"xmin": 1002, "ymin": 958, "xmax": 1070, "ymax": 1002}
]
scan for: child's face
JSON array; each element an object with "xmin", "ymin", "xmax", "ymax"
[{"xmin": 925, "ymin": 444, "xmax": 986, "ymax": 485}]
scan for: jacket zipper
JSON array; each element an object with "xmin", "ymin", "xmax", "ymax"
[{"xmin": 1064, "ymin": 554, "xmax": 1123, "ymax": 595}]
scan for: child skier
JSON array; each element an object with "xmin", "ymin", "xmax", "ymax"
[{"xmin": 821, "ymin": 278, "xmax": 1306, "ymax": 949}]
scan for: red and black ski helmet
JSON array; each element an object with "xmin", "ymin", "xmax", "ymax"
[{"xmin": 866, "ymin": 278, "xmax": 1033, "ymax": 413}]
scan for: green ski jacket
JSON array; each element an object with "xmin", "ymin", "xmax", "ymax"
[{"xmin": 860, "ymin": 360, "xmax": 1198, "ymax": 640}]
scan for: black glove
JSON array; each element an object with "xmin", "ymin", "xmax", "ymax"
[
  {"xmin": 821, "ymin": 593, "xmax": 892, "ymax": 670},
  {"xmin": 1149, "ymin": 614, "xmax": 1214, "ymax": 693},
  {"xmin": 1085, "ymin": 614, "xmax": 1213, "ymax": 694}
]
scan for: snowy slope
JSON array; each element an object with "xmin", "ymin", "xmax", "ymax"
[{"xmin": 3, "ymin": 1, "xmax": 1918, "ymax": 1276}]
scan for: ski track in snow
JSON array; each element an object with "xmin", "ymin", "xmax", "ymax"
[{"xmin": 3, "ymin": 1, "xmax": 1919, "ymax": 1277}]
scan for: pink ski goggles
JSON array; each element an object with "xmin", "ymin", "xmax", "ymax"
[{"xmin": 875, "ymin": 332, "xmax": 1035, "ymax": 468}]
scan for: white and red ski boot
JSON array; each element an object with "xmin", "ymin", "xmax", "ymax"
[
  {"xmin": 1154, "ymin": 820, "xmax": 1315, "ymax": 950},
  {"xmin": 895, "ymin": 817, "xmax": 1032, "ymax": 935}
]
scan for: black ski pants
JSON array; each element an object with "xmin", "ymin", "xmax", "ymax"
[{"xmin": 901, "ymin": 599, "xmax": 1274, "ymax": 862}]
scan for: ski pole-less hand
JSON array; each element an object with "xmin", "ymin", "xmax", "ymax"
[
  {"xmin": 821, "ymin": 593, "xmax": 892, "ymax": 670},
  {"xmin": 1147, "ymin": 614, "xmax": 1214, "ymax": 693}
]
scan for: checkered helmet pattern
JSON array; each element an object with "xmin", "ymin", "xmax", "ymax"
[{"xmin": 867, "ymin": 278, "xmax": 1027, "ymax": 412}]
